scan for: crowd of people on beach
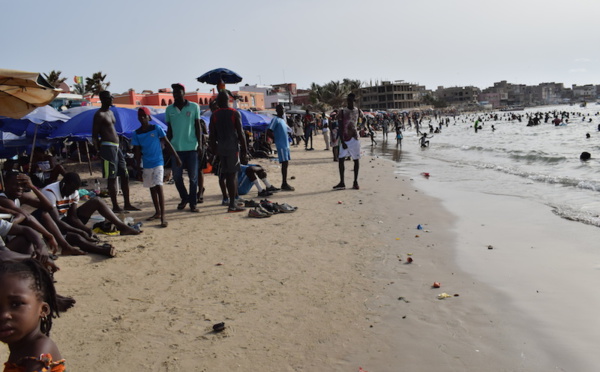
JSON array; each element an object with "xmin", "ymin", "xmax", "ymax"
[
  {"xmin": 6, "ymin": 75, "xmax": 600, "ymax": 369},
  {"xmin": 0, "ymin": 84, "xmax": 373, "ymax": 369}
]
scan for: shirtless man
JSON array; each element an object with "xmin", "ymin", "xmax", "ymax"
[
  {"xmin": 92, "ymin": 91, "xmax": 139, "ymax": 213},
  {"xmin": 333, "ymin": 93, "xmax": 364, "ymax": 190}
]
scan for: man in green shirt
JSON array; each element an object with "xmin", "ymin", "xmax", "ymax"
[{"xmin": 165, "ymin": 83, "xmax": 202, "ymax": 213}]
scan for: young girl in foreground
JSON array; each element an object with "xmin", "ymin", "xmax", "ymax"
[{"xmin": 0, "ymin": 259, "xmax": 65, "ymax": 372}]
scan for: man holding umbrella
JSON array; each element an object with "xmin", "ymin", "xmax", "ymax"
[
  {"xmin": 165, "ymin": 83, "xmax": 202, "ymax": 213},
  {"xmin": 92, "ymin": 91, "xmax": 139, "ymax": 213}
]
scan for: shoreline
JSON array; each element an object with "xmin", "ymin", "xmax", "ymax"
[
  {"xmin": 1, "ymin": 136, "xmax": 586, "ymax": 370},
  {"xmin": 371, "ymin": 133, "xmax": 600, "ymax": 371}
]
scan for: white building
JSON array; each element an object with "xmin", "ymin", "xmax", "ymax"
[{"xmin": 239, "ymin": 84, "xmax": 292, "ymax": 109}]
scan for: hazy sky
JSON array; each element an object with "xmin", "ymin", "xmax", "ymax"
[{"xmin": 2, "ymin": 0, "xmax": 600, "ymax": 94}]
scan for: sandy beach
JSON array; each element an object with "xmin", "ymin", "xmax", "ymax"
[{"xmin": 1, "ymin": 135, "xmax": 591, "ymax": 371}]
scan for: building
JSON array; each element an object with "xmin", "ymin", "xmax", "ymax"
[
  {"xmin": 435, "ymin": 86, "xmax": 481, "ymax": 106},
  {"xmin": 530, "ymin": 82, "xmax": 565, "ymax": 105},
  {"xmin": 231, "ymin": 90, "xmax": 265, "ymax": 111},
  {"xmin": 239, "ymin": 84, "xmax": 293, "ymax": 109},
  {"xmin": 572, "ymin": 84, "xmax": 596, "ymax": 102},
  {"xmin": 477, "ymin": 92, "xmax": 502, "ymax": 109},
  {"xmin": 89, "ymin": 88, "xmax": 264, "ymax": 111},
  {"xmin": 360, "ymin": 81, "xmax": 421, "ymax": 111}
]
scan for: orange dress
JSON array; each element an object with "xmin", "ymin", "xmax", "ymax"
[{"xmin": 3, "ymin": 353, "xmax": 65, "ymax": 372}]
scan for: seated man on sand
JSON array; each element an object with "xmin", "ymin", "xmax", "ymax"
[
  {"xmin": 0, "ymin": 172, "xmax": 86, "ymax": 256},
  {"xmin": 36, "ymin": 172, "xmax": 142, "ymax": 257},
  {"xmin": 238, "ymin": 164, "xmax": 280, "ymax": 198},
  {"xmin": 30, "ymin": 146, "xmax": 67, "ymax": 187},
  {"xmin": 216, "ymin": 163, "xmax": 278, "ymax": 204}
]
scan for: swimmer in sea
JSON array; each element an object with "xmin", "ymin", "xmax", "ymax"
[{"xmin": 419, "ymin": 133, "xmax": 433, "ymax": 148}]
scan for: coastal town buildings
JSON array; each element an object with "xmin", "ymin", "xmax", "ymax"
[
  {"xmin": 239, "ymin": 83, "xmax": 294, "ymax": 109},
  {"xmin": 359, "ymin": 81, "xmax": 421, "ymax": 111},
  {"xmin": 434, "ymin": 86, "xmax": 481, "ymax": 107},
  {"xmin": 571, "ymin": 84, "xmax": 596, "ymax": 102},
  {"xmin": 87, "ymin": 88, "xmax": 265, "ymax": 111}
]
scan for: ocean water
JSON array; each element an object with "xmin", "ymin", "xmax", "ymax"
[
  {"xmin": 366, "ymin": 105, "xmax": 600, "ymax": 369},
  {"xmin": 369, "ymin": 104, "xmax": 600, "ymax": 228}
]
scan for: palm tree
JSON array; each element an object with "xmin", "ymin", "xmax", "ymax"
[
  {"xmin": 343, "ymin": 78, "xmax": 363, "ymax": 101},
  {"xmin": 72, "ymin": 82, "xmax": 88, "ymax": 96},
  {"xmin": 43, "ymin": 70, "xmax": 67, "ymax": 88},
  {"xmin": 85, "ymin": 71, "xmax": 111, "ymax": 98},
  {"xmin": 308, "ymin": 79, "xmax": 364, "ymax": 111}
]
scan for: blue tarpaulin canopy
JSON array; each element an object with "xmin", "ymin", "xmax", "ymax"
[{"xmin": 49, "ymin": 106, "xmax": 167, "ymax": 140}]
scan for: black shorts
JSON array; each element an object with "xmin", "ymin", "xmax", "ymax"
[{"xmin": 218, "ymin": 153, "xmax": 240, "ymax": 175}]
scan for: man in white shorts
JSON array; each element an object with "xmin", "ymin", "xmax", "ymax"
[
  {"xmin": 333, "ymin": 93, "xmax": 364, "ymax": 190},
  {"xmin": 132, "ymin": 108, "xmax": 182, "ymax": 227}
]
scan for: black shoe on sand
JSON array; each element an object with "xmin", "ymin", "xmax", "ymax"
[
  {"xmin": 332, "ymin": 183, "xmax": 345, "ymax": 190},
  {"xmin": 281, "ymin": 184, "xmax": 295, "ymax": 191}
]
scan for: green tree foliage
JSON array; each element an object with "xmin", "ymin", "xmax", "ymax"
[
  {"xmin": 308, "ymin": 79, "xmax": 363, "ymax": 111},
  {"xmin": 85, "ymin": 71, "xmax": 111, "ymax": 98},
  {"xmin": 72, "ymin": 82, "xmax": 88, "ymax": 96},
  {"xmin": 43, "ymin": 70, "xmax": 67, "ymax": 88}
]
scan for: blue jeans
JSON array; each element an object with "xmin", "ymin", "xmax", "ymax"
[{"xmin": 172, "ymin": 150, "xmax": 198, "ymax": 207}]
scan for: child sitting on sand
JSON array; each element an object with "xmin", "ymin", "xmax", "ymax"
[{"xmin": 0, "ymin": 259, "xmax": 66, "ymax": 372}]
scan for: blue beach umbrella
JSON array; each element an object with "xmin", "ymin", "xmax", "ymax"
[
  {"xmin": 0, "ymin": 105, "xmax": 70, "ymax": 137},
  {"xmin": 49, "ymin": 106, "xmax": 167, "ymax": 140},
  {"xmin": 197, "ymin": 68, "xmax": 243, "ymax": 85}
]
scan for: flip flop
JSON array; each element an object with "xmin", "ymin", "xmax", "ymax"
[
  {"xmin": 146, "ymin": 215, "xmax": 160, "ymax": 221},
  {"xmin": 160, "ymin": 221, "xmax": 169, "ymax": 228}
]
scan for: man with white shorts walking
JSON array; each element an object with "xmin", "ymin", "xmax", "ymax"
[{"xmin": 333, "ymin": 93, "xmax": 364, "ymax": 190}]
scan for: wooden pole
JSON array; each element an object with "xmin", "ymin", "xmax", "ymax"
[
  {"xmin": 28, "ymin": 124, "xmax": 39, "ymax": 174},
  {"xmin": 76, "ymin": 141, "xmax": 82, "ymax": 163},
  {"xmin": 84, "ymin": 141, "xmax": 93, "ymax": 175}
]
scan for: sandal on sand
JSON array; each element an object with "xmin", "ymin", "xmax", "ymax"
[
  {"xmin": 146, "ymin": 215, "xmax": 160, "ymax": 221},
  {"xmin": 227, "ymin": 205, "xmax": 246, "ymax": 213},
  {"xmin": 160, "ymin": 221, "xmax": 169, "ymax": 228}
]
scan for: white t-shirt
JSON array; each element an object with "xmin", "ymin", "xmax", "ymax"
[{"xmin": 41, "ymin": 181, "xmax": 79, "ymax": 217}]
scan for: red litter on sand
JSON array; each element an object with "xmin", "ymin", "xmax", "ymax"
[
  {"xmin": 359, "ymin": 368, "xmax": 369, "ymax": 372},
  {"xmin": 421, "ymin": 172, "xmax": 430, "ymax": 178},
  {"xmin": 337, "ymin": 201, "xmax": 343, "ymax": 204},
  {"xmin": 432, "ymin": 282, "xmax": 441, "ymax": 288},
  {"xmin": 406, "ymin": 257, "xmax": 413, "ymax": 263}
]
